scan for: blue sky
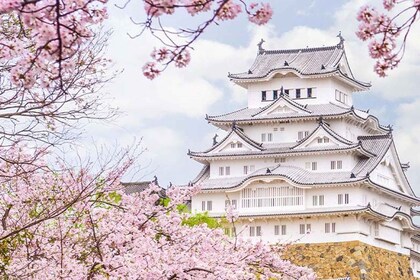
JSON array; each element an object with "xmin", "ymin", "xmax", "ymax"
[{"xmin": 81, "ymin": 0, "xmax": 420, "ymax": 191}]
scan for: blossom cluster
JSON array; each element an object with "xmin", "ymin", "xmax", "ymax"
[
  {"xmin": 143, "ymin": 47, "xmax": 191, "ymax": 79},
  {"xmin": 141, "ymin": 0, "xmax": 273, "ymax": 79},
  {"xmin": 0, "ymin": 149, "xmax": 316, "ymax": 279},
  {"xmin": 356, "ymin": 0, "xmax": 418, "ymax": 76},
  {"xmin": 0, "ymin": 0, "xmax": 108, "ymax": 89}
]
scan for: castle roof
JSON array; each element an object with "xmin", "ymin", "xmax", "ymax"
[
  {"xmin": 192, "ymin": 134, "xmax": 393, "ymax": 189},
  {"xmin": 188, "ymin": 121, "xmax": 376, "ymax": 161},
  {"xmin": 206, "ymin": 102, "xmax": 389, "ymax": 133},
  {"xmin": 228, "ymin": 43, "xmax": 370, "ymax": 90}
]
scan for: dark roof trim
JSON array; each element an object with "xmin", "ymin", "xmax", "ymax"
[{"xmin": 188, "ymin": 125, "xmax": 263, "ymax": 156}]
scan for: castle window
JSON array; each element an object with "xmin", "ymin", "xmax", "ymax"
[
  {"xmin": 225, "ymin": 199, "xmax": 237, "ymax": 209},
  {"xmin": 300, "ymin": 224, "xmax": 311, "ymax": 234},
  {"xmin": 267, "ymin": 133, "xmax": 273, "ymax": 142},
  {"xmin": 338, "ymin": 193, "xmax": 349, "ymax": 205},
  {"xmin": 230, "ymin": 143, "xmax": 236, "ymax": 148},
  {"xmin": 296, "ymin": 89, "xmax": 301, "ymax": 99},
  {"xmin": 274, "ymin": 157, "xmax": 286, "ymax": 163},
  {"xmin": 319, "ymin": 195, "xmax": 324, "ymax": 206},
  {"xmin": 325, "ymin": 222, "xmax": 336, "ymax": 233},
  {"xmin": 256, "ymin": 226, "xmax": 262, "ymax": 236},
  {"xmin": 335, "ymin": 89, "xmax": 348, "ymax": 104},
  {"xmin": 331, "ymin": 160, "xmax": 343, "ymax": 170},
  {"xmin": 202, "ymin": 201, "xmax": 213, "ymax": 211},
  {"xmin": 282, "ymin": 225, "xmax": 287, "ymax": 235},
  {"xmin": 298, "ymin": 131, "xmax": 309, "ymax": 140},
  {"xmin": 237, "ymin": 143, "xmax": 243, "ymax": 148},
  {"xmin": 261, "ymin": 133, "xmax": 266, "ymax": 142},
  {"xmin": 284, "ymin": 89, "xmax": 289, "ymax": 96},
  {"xmin": 273, "ymin": 90, "xmax": 278, "ymax": 100},
  {"xmin": 250, "ymin": 226, "xmax": 255, "ymax": 236},
  {"xmin": 224, "ymin": 228, "xmax": 234, "ymax": 237},
  {"xmin": 261, "ymin": 91, "xmax": 267, "ymax": 101},
  {"xmin": 312, "ymin": 195, "xmax": 318, "ymax": 206},
  {"xmin": 225, "ymin": 166, "xmax": 230, "ymax": 176},
  {"xmin": 250, "ymin": 226, "xmax": 261, "ymax": 237},
  {"xmin": 299, "ymin": 224, "xmax": 305, "ymax": 234},
  {"xmin": 219, "ymin": 167, "xmax": 224, "ymax": 176},
  {"xmin": 241, "ymin": 186, "xmax": 303, "ymax": 208},
  {"xmin": 325, "ymin": 223, "xmax": 330, "ymax": 233},
  {"xmin": 307, "ymin": 88, "xmax": 313, "ymax": 98},
  {"xmin": 243, "ymin": 165, "xmax": 255, "ymax": 175},
  {"xmin": 275, "ymin": 225, "xmax": 287, "ymax": 235},
  {"xmin": 312, "ymin": 195, "xmax": 324, "ymax": 206}
]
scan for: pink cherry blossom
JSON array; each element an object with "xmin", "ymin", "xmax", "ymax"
[
  {"xmin": 216, "ymin": 0, "xmax": 242, "ymax": 21},
  {"xmin": 144, "ymin": 0, "xmax": 176, "ymax": 17},
  {"xmin": 184, "ymin": 0, "xmax": 212, "ymax": 15},
  {"xmin": 383, "ymin": 0, "xmax": 396, "ymax": 10},
  {"xmin": 151, "ymin": 47, "xmax": 171, "ymax": 62},
  {"xmin": 174, "ymin": 49, "xmax": 191, "ymax": 68},
  {"xmin": 248, "ymin": 2, "xmax": 273, "ymax": 25},
  {"xmin": 142, "ymin": 62, "xmax": 161, "ymax": 79}
]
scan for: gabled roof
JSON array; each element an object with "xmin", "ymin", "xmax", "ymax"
[
  {"xmin": 188, "ymin": 125, "xmax": 263, "ymax": 158},
  {"xmin": 206, "ymin": 103, "xmax": 390, "ymax": 134},
  {"xmin": 251, "ymin": 93, "xmax": 311, "ymax": 117},
  {"xmin": 189, "ymin": 120, "xmax": 376, "ymax": 162},
  {"xmin": 292, "ymin": 120, "xmax": 355, "ymax": 149},
  {"xmin": 192, "ymin": 134, "xmax": 408, "ymax": 195},
  {"xmin": 228, "ymin": 43, "xmax": 370, "ymax": 90}
]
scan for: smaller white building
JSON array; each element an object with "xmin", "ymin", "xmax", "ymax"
[{"xmin": 187, "ymin": 38, "xmax": 420, "ymax": 276}]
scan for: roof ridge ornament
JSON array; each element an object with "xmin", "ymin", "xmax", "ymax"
[
  {"xmin": 257, "ymin": 38, "xmax": 266, "ymax": 54},
  {"xmin": 336, "ymin": 31, "xmax": 345, "ymax": 49},
  {"xmin": 212, "ymin": 134, "xmax": 218, "ymax": 146}
]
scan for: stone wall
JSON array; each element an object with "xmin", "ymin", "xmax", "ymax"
[{"xmin": 283, "ymin": 241, "xmax": 416, "ymax": 280}]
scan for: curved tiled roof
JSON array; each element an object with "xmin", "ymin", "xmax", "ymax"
[
  {"xmin": 251, "ymin": 93, "xmax": 311, "ymax": 117},
  {"xmin": 291, "ymin": 121, "xmax": 355, "ymax": 148},
  {"xmin": 193, "ymin": 125, "xmax": 263, "ymax": 155},
  {"xmin": 193, "ymin": 134, "xmax": 393, "ymax": 190},
  {"xmin": 189, "ymin": 120, "xmax": 376, "ymax": 161},
  {"xmin": 228, "ymin": 44, "xmax": 370, "ymax": 88},
  {"xmin": 206, "ymin": 102, "xmax": 390, "ymax": 134}
]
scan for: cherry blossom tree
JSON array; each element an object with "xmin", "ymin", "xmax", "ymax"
[
  {"xmin": 356, "ymin": 0, "xmax": 420, "ymax": 76},
  {"xmin": 0, "ymin": 2, "xmax": 316, "ymax": 279},
  {"xmin": 0, "ymin": 178, "xmax": 316, "ymax": 279}
]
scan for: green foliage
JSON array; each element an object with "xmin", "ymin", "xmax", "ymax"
[
  {"xmin": 108, "ymin": 191, "xmax": 122, "ymax": 204},
  {"xmin": 182, "ymin": 212, "xmax": 220, "ymax": 229}
]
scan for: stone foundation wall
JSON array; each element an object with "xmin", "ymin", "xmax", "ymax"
[{"xmin": 283, "ymin": 241, "xmax": 416, "ymax": 280}]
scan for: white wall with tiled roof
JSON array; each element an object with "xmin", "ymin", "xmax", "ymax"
[
  {"xmin": 246, "ymin": 76, "xmax": 355, "ymax": 108},
  {"xmin": 189, "ymin": 42, "xmax": 420, "ymax": 259}
]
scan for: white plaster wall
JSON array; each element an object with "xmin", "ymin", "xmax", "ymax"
[
  {"xmin": 228, "ymin": 216, "xmax": 409, "ymax": 254},
  {"xmin": 191, "ymin": 192, "xmax": 235, "ymax": 215},
  {"xmin": 209, "ymin": 153, "xmax": 357, "ymax": 179},
  {"xmin": 246, "ymin": 76, "xmax": 356, "ymax": 108},
  {"xmin": 242, "ymin": 121, "xmax": 317, "ymax": 144}
]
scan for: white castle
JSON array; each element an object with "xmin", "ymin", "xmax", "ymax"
[{"xmin": 187, "ymin": 37, "xmax": 420, "ymax": 277}]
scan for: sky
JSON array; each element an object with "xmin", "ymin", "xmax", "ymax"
[{"xmin": 80, "ymin": 0, "xmax": 420, "ymax": 191}]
